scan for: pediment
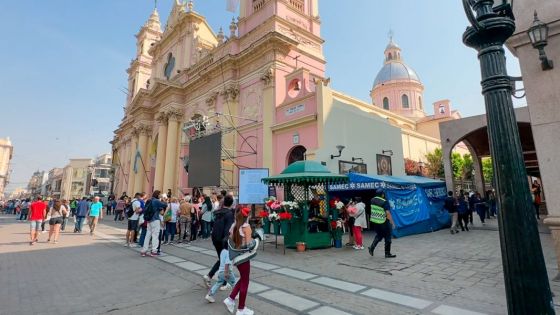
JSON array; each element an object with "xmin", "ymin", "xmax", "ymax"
[{"xmin": 166, "ymin": 0, "xmax": 186, "ymax": 31}]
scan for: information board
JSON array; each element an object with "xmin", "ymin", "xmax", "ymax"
[{"xmin": 239, "ymin": 168, "xmax": 270, "ymax": 205}]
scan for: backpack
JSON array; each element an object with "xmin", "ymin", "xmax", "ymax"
[
  {"xmin": 143, "ymin": 200, "xmax": 155, "ymax": 222},
  {"xmin": 126, "ymin": 201, "xmax": 135, "ymax": 218}
]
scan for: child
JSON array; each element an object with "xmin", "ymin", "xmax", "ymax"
[{"xmin": 205, "ymin": 240, "xmax": 237, "ymax": 303}]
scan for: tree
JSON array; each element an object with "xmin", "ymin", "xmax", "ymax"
[
  {"xmin": 462, "ymin": 154, "xmax": 474, "ymax": 181},
  {"xmin": 425, "ymin": 148, "xmax": 444, "ymax": 178},
  {"xmin": 482, "ymin": 157, "xmax": 494, "ymax": 184},
  {"xmin": 451, "ymin": 152, "xmax": 464, "ymax": 179}
]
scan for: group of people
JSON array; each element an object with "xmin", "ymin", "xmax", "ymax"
[
  {"xmin": 444, "ymin": 189, "xmax": 498, "ymax": 234},
  {"xmin": 116, "ymin": 189, "xmax": 255, "ymax": 315}
]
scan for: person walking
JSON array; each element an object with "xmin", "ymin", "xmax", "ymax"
[
  {"xmin": 204, "ymin": 195, "xmax": 235, "ymax": 288},
  {"xmin": 29, "ymin": 196, "xmax": 47, "ymax": 245},
  {"xmin": 201, "ymin": 196, "xmax": 214, "ymax": 240},
  {"xmin": 88, "ymin": 197, "xmax": 103, "ymax": 235},
  {"xmin": 126, "ymin": 193, "xmax": 143, "ymax": 246},
  {"xmin": 473, "ymin": 192, "xmax": 485, "ymax": 225},
  {"xmin": 444, "ymin": 191, "xmax": 459, "ymax": 234},
  {"xmin": 74, "ymin": 197, "xmax": 89, "ymax": 233},
  {"xmin": 178, "ymin": 200, "xmax": 192, "ymax": 243},
  {"xmin": 457, "ymin": 192, "xmax": 470, "ymax": 231},
  {"xmin": 114, "ymin": 197, "xmax": 126, "ymax": 221},
  {"xmin": 163, "ymin": 197, "xmax": 179, "ymax": 244},
  {"xmin": 106, "ymin": 195, "xmax": 114, "ymax": 216},
  {"xmin": 141, "ymin": 190, "xmax": 167, "ymax": 257},
  {"xmin": 60, "ymin": 200, "xmax": 70, "ymax": 231},
  {"xmin": 223, "ymin": 207, "xmax": 254, "ymax": 315},
  {"xmin": 205, "ymin": 239, "xmax": 237, "ymax": 303},
  {"xmin": 47, "ymin": 200, "xmax": 68, "ymax": 243},
  {"xmin": 350, "ymin": 197, "xmax": 367, "ymax": 250},
  {"xmin": 69, "ymin": 198, "xmax": 77, "ymax": 218},
  {"xmin": 19, "ymin": 199, "xmax": 30, "ymax": 221},
  {"xmin": 367, "ymin": 189, "xmax": 396, "ymax": 258}
]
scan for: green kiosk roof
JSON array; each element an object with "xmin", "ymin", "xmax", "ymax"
[{"xmin": 262, "ymin": 161, "xmax": 349, "ymax": 185}]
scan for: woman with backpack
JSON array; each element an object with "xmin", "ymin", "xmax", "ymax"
[
  {"xmin": 201, "ymin": 196, "xmax": 214, "ymax": 239},
  {"xmin": 223, "ymin": 207, "xmax": 255, "ymax": 315}
]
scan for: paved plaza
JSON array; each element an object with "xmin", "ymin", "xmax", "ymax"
[{"xmin": 1, "ymin": 215, "xmax": 559, "ymax": 315}]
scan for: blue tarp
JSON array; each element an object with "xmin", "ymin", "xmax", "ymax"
[{"xmin": 328, "ymin": 173, "xmax": 450, "ymax": 238}]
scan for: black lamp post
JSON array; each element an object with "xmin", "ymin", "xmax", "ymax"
[{"xmin": 462, "ymin": 1, "xmax": 554, "ymax": 314}]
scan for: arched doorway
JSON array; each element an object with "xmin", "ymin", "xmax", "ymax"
[{"xmin": 287, "ymin": 145, "xmax": 307, "ymax": 166}]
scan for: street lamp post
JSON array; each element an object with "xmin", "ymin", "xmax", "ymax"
[{"xmin": 462, "ymin": 1, "xmax": 554, "ymax": 314}]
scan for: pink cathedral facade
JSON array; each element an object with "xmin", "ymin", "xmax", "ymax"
[{"xmin": 112, "ymin": 0, "xmax": 460, "ymax": 197}]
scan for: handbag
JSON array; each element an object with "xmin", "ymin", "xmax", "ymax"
[
  {"xmin": 228, "ymin": 238, "xmax": 259, "ymax": 266},
  {"xmin": 164, "ymin": 209, "xmax": 172, "ymax": 223}
]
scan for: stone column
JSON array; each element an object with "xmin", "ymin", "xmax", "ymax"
[
  {"xmin": 472, "ymin": 157, "xmax": 485, "ymax": 194},
  {"xmin": 140, "ymin": 135, "xmax": 153, "ymax": 194},
  {"xmin": 127, "ymin": 133, "xmax": 138, "ymax": 196},
  {"xmin": 133, "ymin": 123, "xmax": 150, "ymax": 194},
  {"xmin": 442, "ymin": 145, "xmax": 454, "ymax": 192},
  {"xmin": 153, "ymin": 113, "xmax": 168, "ymax": 192},
  {"xmin": 464, "ymin": 141, "xmax": 485, "ymax": 194},
  {"xmin": 261, "ymin": 67, "xmax": 275, "ymax": 172},
  {"xmin": 163, "ymin": 108, "xmax": 183, "ymax": 194}
]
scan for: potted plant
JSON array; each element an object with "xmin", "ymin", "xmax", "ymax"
[
  {"xmin": 278, "ymin": 211, "xmax": 292, "ymax": 235},
  {"xmin": 259, "ymin": 210, "xmax": 270, "ymax": 234}
]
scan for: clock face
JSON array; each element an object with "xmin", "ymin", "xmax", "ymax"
[{"xmin": 164, "ymin": 53, "xmax": 175, "ymax": 80}]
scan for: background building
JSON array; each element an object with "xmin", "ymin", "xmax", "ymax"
[
  {"xmin": 44, "ymin": 168, "xmax": 64, "ymax": 199},
  {"xmin": 0, "ymin": 137, "xmax": 13, "ymax": 200},
  {"xmin": 27, "ymin": 170, "xmax": 46, "ymax": 198},
  {"xmin": 88, "ymin": 154, "xmax": 112, "ymax": 197},
  {"xmin": 61, "ymin": 159, "xmax": 92, "ymax": 200}
]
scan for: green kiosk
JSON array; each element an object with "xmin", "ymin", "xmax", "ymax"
[{"xmin": 262, "ymin": 161, "xmax": 348, "ymax": 249}]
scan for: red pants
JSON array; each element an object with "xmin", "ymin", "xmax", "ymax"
[
  {"xmin": 353, "ymin": 226, "xmax": 363, "ymax": 246},
  {"xmin": 229, "ymin": 261, "xmax": 250, "ymax": 309}
]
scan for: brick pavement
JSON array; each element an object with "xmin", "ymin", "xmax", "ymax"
[{"xmin": 2, "ymin": 214, "xmax": 559, "ymax": 315}]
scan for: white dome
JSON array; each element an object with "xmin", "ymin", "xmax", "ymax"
[{"xmin": 373, "ymin": 61, "xmax": 421, "ymax": 88}]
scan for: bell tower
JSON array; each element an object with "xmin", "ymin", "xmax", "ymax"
[
  {"xmin": 127, "ymin": 8, "xmax": 162, "ymax": 104},
  {"xmin": 238, "ymin": 0, "xmax": 321, "ymax": 38}
]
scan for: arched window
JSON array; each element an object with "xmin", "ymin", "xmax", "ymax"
[
  {"xmin": 288, "ymin": 145, "xmax": 307, "ymax": 166},
  {"xmin": 388, "ymin": 53, "xmax": 392, "ymax": 60},
  {"xmin": 418, "ymin": 96, "xmax": 423, "ymax": 110},
  {"xmin": 402, "ymin": 94, "xmax": 409, "ymax": 108},
  {"xmin": 383, "ymin": 97, "xmax": 390, "ymax": 110}
]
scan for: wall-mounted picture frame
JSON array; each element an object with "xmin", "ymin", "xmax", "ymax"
[
  {"xmin": 376, "ymin": 154, "xmax": 392, "ymax": 175},
  {"xmin": 338, "ymin": 160, "xmax": 367, "ymax": 175}
]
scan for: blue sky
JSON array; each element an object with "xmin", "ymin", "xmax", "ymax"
[{"xmin": 0, "ymin": 0, "xmax": 522, "ymax": 194}]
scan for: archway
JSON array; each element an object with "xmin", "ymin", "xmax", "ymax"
[{"xmin": 287, "ymin": 145, "xmax": 307, "ymax": 166}]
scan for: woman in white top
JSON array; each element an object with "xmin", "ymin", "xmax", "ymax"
[
  {"xmin": 350, "ymin": 197, "xmax": 367, "ymax": 250},
  {"xmin": 47, "ymin": 200, "xmax": 68, "ymax": 244},
  {"xmin": 223, "ymin": 207, "xmax": 254, "ymax": 315},
  {"xmin": 163, "ymin": 198, "xmax": 180, "ymax": 244}
]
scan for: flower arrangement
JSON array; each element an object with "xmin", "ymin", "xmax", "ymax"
[
  {"xmin": 265, "ymin": 197, "xmax": 282, "ymax": 211},
  {"xmin": 335, "ymin": 201, "xmax": 345, "ymax": 210},
  {"xmin": 280, "ymin": 201, "xmax": 299, "ymax": 211},
  {"xmin": 278, "ymin": 212, "xmax": 293, "ymax": 221},
  {"xmin": 259, "ymin": 210, "xmax": 269, "ymax": 218},
  {"xmin": 268, "ymin": 212, "xmax": 279, "ymax": 221}
]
